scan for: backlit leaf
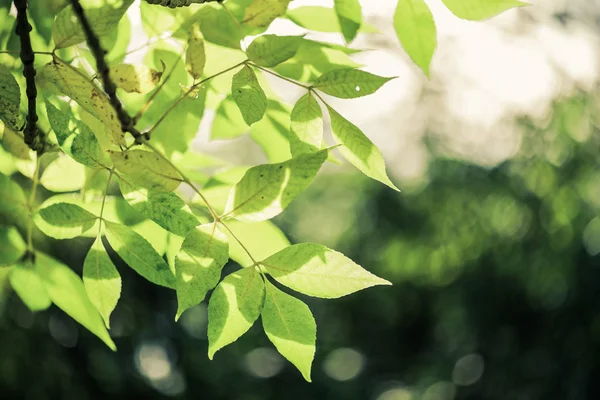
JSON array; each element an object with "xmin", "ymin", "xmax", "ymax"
[
  {"xmin": 231, "ymin": 65, "xmax": 267, "ymax": 126},
  {"xmin": 0, "ymin": 64, "xmax": 23, "ymax": 130},
  {"xmin": 196, "ymin": 5, "xmax": 242, "ymax": 49},
  {"xmin": 394, "ymin": 0, "xmax": 437, "ymax": 77},
  {"xmin": 224, "ymin": 219, "xmax": 290, "ymax": 267},
  {"xmin": 207, "ymin": 267, "xmax": 265, "ymax": 359},
  {"xmin": 261, "ymin": 280, "xmax": 316, "ymax": 382},
  {"xmin": 110, "ymin": 149, "xmax": 182, "ymax": 192},
  {"xmin": 1, "ymin": 125, "xmax": 31, "ymax": 160},
  {"xmin": 286, "ymin": 6, "xmax": 378, "ymax": 34},
  {"xmin": 441, "ymin": 0, "xmax": 527, "ymax": 20},
  {"xmin": 290, "ymin": 92, "xmax": 323, "ymax": 156},
  {"xmin": 186, "ymin": 24, "xmax": 206, "ymax": 79},
  {"xmin": 109, "ymin": 64, "xmax": 162, "ymax": 94},
  {"xmin": 312, "ymin": 69, "xmax": 393, "ymax": 99},
  {"xmin": 243, "ymin": 0, "xmax": 291, "ymax": 28},
  {"xmin": 83, "ymin": 236, "xmax": 121, "ymax": 329},
  {"xmin": 247, "ymin": 35, "xmax": 303, "ymax": 68},
  {"xmin": 175, "ymin": 223, "xmax": 229, "ymax": 320},
  {"xmin": 40, "ymin": 156, "xmax": 86, "ymax": 192},
  {"xmin": 210, "ymin": 96, "xmax": 249, "ymax": 140},
  {"xmin": 34, "ymin": 202, "xmax": 98, "ymax": 239},
  {"xmin": 334, "ymin": 0, "xmax": 362, "ymax": 43},
  {"xmin": 0, "ymin": 225, "xmax": 26, "ymax": 266},
  {"xmin": 9, "ymin": 262, "xmax": 52, "ymax": 312}
]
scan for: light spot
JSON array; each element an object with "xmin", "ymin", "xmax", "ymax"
[
  {"xmin": 323, "ymin": 348, "xmax": 365, "ymax": 381},
  {"xmin": 422, "ymin": 381, "xmax": 456, "ymax": 400},
  {"xmin": 244, "ymin": 347, "xmax": 284, "ymax": 378},
  {"xmin": 452, "ymin": 353, "xmax": 484, "ymax": 386},
  {"xmin": 179, "ymin": 303, "xmax": 208, "ymax": 339},
  {"xmin": 135, "ymin": 341, "xmax": 173, "ymax": 381},
  {"xmin": 355, "ymin": 85, "xmax": 361, "ymax": 92},
  {"xmin": 376, "ymin": 387, "xmax": 413, "ymax": 400}
]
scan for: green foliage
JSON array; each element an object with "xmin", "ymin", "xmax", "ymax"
[{"xmin": 0, "ymin": 0, "xmax": 523, "ymax": 381}]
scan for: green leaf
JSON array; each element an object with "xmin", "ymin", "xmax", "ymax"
[
  {"xmin": 35, "ymin": 252, "xmax": 116, "ymax": 350},
  {"xmin": 289, "ymin": 92, "xmax": 323, "ymax": 156},
  {"xmin": 394, "ymin": 0, "xmax": 437, "ymax": 77},
  {"xmin": 110, "ymin": 149, "xmax": 182, "ymax": 192},
  {"xmin": 247, "ymin": 35, "xmax": 303, "ymax": 68},
  {"xmin": 9, "ymin": 262, "xmax": 52, "ymax": 312},
  {"xmin": 42, "ymin": 58, "xmax": 125, "ymax": 147},
  {"xmin": 261, "ymin": 280, "xmax": 316, "ymax": 382},
  {"xmin": 243, "ymin": 0, "xmax": 291, "ymax": 28},
  {"xmin": 327, "ymin": 106, "xmax": 399, "ymax": 191},
  {"xmin": 40, "ymin": 156, "xmax": 86, "ymax": 192},
  {"xmin": 185, "ymin": 24, "xmax": 206, "ymax": 79},
  {"xmin": 119, "ymin": 179, "xmax": 199, "ymax": 237},
  {"xmin": 1, "ymin": 125, "xmax": 31, "ymax": 160},
  {"xmin": 175, "ymin": 223, "xmax": 229, "ymax": 320},
  {"xmin": 441, "ymin": 0, "xmax": 527, "ymax": 20},
  {"xmin": 0, "ymin": 64, "xmax": 23, "ymax": 130},
  {"xmin": 286, "ymin": 6, "xmax": 378, "ymax": 34},
  {"xmin": 45, "ymin": 102, "xmax": 108, "ymax": 168},
  {"xmin": 196, "ymin": 4, "xmax": 242, "ymax": 49},
  {"xmin": 223, "ymin": 149, "xmax": 329, "ymax": 222},
  {"xmin": 262, "ymin": 243, "xmax": 391, "ymax": 298},
  {"xmin": 334, "ymin": 0, "xmax": 362, "ymax": 43},
  {"xmin": 207, "ymin": 266, "xmax": 265, "ymax": 359},
  {"xmin": 109, "ymin": 64, "xmax": 162, "ymax": 94},
  {"xmin": 52, "ymin": 0, "xmax": 134, "ymax": 49},
  {"xmin": 34, "ymin": 202, "xmax": 98, "ymax": 239},
  {"xmin": 210, "ymin": 95, "xmax": 249, "ymax": 140},
  {"xmin": 250, "ymin": 100, "xmax": 292, "ymax": 163},
  {"xmin": 105, "ymin": 221, "xmax": 176, "ymax": 289},
  {"xmin": 231, "ymin": 65, "xmax": 267, "ymax": 126},
  {"xmin": 312, "ymin": 69, "xmax": 393, "ymax": 99},
  {"xmin": 0, "ymin": 225, "xmax": 26, "ymax": 266},
  {"xmin": 83, "ymin": 236, "xmax": 121, "ymax": 329},
  {"xmin": 0, "ymin": 173, "xmax": 28, "ymax": 224},
  {"xmin": 224, "ymin": 219, "xmax": 290, "ymax": 267}
]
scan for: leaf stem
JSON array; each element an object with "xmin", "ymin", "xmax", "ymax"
[
  {"xmin": 26, "ymin": 156, "xmax": 41, "ymax": 253},
  {"xmin": 217, "ymin": 220, "xmax": 258, "ymax": 266},
  {"xmin": 248, "ymin": 62, "xmax": 311, "ymax": 90},
  {"xmin": 0, "ymin": 50, "xmax": 54, "ymax": 56}
]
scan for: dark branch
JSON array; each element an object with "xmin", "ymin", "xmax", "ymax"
[
  {"xmin": 14, "ymin": 0, "xmax": 44, "ymax": 153},
  {"xmin": 144, "ymin": 0, "xmax": 223, "ymax": 8},
  {"xmin": 69, "ymin": 0, "xmax": 148, "ymax": 143}
]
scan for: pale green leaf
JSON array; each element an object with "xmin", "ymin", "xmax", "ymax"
[
  {"xmin": 207, "ymin": 266, "xmax": 264, "ymax": 358},
  {"xmin": 0, "ymin": 64, "xmax": 23, "ymax": 131},
  {"xmin": 312, "ymin": 69, "xmax": 393, "ymax": 99},
  {"xmin": 441, "ymin": 0, "xmax": 527, "ymax": 20},
  {"xmin": 83, "ymin": 236, "xmax": 121, "ymax": 329},
  {"xmin": 262, "ymin": 243, "xmax": 391, "ymax": 298},
  {"xmin": 0, "ymin": 173, "xmax": 28, "ymax": 224},
  {"xmin": 224, "ymin": 219, "xmax": 290, "ymax": 267},
  {"xmin": 105, "ymin": 221, "xmax": 176, "ymax": 289},
  {"xmin": 247, "ymin": 35, "xmax": 303, "ymax": 68},
  {"xmin": 196, "ymin": 5, "xmax": 242, "ymax": 49},
  {"xmin": 0, "ymin": 225, "xmax": 26, "ymax": 266},
  {"xmin": 34, "ymin": 202, "xmax": 98, "ymax": 239},
  {"xmin": 250, "ymin": 100, "xmax": 292, "ymax": 163},
  {"xmin": 40, "ymin": 156, "xmax": 86, "ymax": 192},
  {"xmin": 1, "ymin": 125, "xmax": 31, "ymax": 160},
  {"xmin": 52, "ymin": 0, "xmax": 134, "ymax": 49},
  {"xmin": 35, "ymin": 252, "xmax": 116, "ymax": 350},
  {"xmin": 327, "ymin": 106, "xmax": 399, "ymax": 191},
  {"xmin": 243, "ymin": 0, "xmax": 291, "ymax": 28},
  {"xmin": 110, "ymin": 149, "xmax": 182, "ymax": 192},
  {"xmin": 261, "ymin": 280, "xmax": 316, "ymax": 382},
  {"xmin": 286, "ymin": 6, "xmax": 378, "ymax": 34},
  {"xmin": 394, "ymin": 0, "xmax": 437, "ymax": 77},
  {"xmin": 186, "ymin": 24, "xmax": 206, "ymax": 79},
  {"xmin": 9, "ymin": 262, "xmax": 52, "ymax": 312},
  {"xmin": 42, "ymin": 59, "xmax": 125, "ymax": 146},
  {"xmin": 231, "ymin": 65, "xmax": 267, "ymax": 126},
  {"xmin": 175, "ymin": 223, "xmax": 229, "ymax": 320},
  {"xmin": 334, "ymin": 0, "xmax": 362, "ymax": 43},
  {"xmin": 119, "ymin": 179, "xmax": 199, "ymax": 237},
  {"xmin": 290, "ymin": 92, "xmax": 323, "ymax": 156},
  {"xmin": 223, "ymin": 149, "xmax": 329, "ymax": 222},
  {"xmin": 109, "ymin": 64, "xmax": 162, "ymax": 94},
  {"xmin": 211, "ymin": 96, "xmax": 249, "ymax": 140},
  {"xmin": 45, "ymin": 101, "xmax": 108, "ymax": 168}
]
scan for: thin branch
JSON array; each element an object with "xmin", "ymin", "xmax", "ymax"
[
  {"xmin": 98, "ymin": 168, "xmax": 115, "ymax": 235},
  {"xmin": 248, "ymin": 62, "xmax": 311, "ymax": 90},
  {"xmin": 217, "ymin": 220, "xmax": 258, "ymax": 266},
  {"xmin": 69, "ymin": 0, "xmax": 148, "ymax": 143},
  {"xmin": 0, "ymin": 50, "xmax": 53, "ymax": 56}
]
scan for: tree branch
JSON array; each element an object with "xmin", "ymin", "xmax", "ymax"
[{"xmin": 69, "ymin": 0, "xmax": 148, "ymax": 143}]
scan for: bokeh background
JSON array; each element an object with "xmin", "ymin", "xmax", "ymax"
[{"xmin": 3, "ymin": 0, "xmax": 600, "ymax": 399}]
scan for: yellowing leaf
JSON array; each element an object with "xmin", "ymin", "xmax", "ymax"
[
  {"xmin": 186, "ymin": 24, "xmax": 206, "ymax": 79},
  {"xmin": 231, "ymin": 65, "xmax": 267, "ymax": 126},
  {"xmin": 175, "ymin": 223, "xmax": 229, "ymax": 320},
  {"xmin": 247, "ymin": 35, "xmax": 303, "ymax": 68},
  {"xmin": 207, "ymin": 267, "xmax": 265, "ymax": 359},
  {"xmin": 327, "ymin": 106, "xmax": 399, "ymax": 191},
  {"xmin": 83, "ymin": 236, "xmax": 121, "ymax": 329},
  {"xmin": 394, "ymin": 0, "xmax": 437, "ymax": 77},
  {"xmin": 441, "ymin": 0, "xmax": 527, "ymax": 20},
  {"xmin": 262, "ymin": 243, "xmax": 391, "ymax": 298},
  {"xmin": 312, "ymin": 68, "xmax": 393, "ymax": 99},
  {"xmin": 9, "ymin": 262, "xmax": 52, "ymax": 312},
  {"xmin": 110, "ymin": 149, "xmax": 182, "ymax": 191},
  {"xmin": 0, "ymin": 65, "xmax": 23, "ymax": 131},
  {"xmin": 289, "ymin": 92, "xmax": 323, "ymax": 156},
  {"xmin": 52, "ymin": 0, "xmax": 134, "ymax": 49},
  {"xmin": 334, "ymin": 0, "xmax": 362, "ymax": 43},
  {"xmin": 243, "ymin": 0, "xmax": 291, "ymax": 28},
  {"xmin": 223, "ymin": 149, "xmax": 329, "ymax": 222},
  {"xmin": 43, "ymin": 59, "xmax": 125, "ymax": 147},
  {"xmin": 34, "ymin": 202, "xmax": 98, "ymax": 239},
  {"xmin": 109, "ymin": 64, "xmax": 162, "ymax": 94},
  {"xmin": 261, "ymin": 281, "xmax": 316, "ymax": 382}
]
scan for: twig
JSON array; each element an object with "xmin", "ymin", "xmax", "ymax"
[
  {"xmin": 248, "ymin": 62, "xmax": 311, "ymax": 90},
  {"xmin": 69, "ymin": 0, "xmax": 148, "ymax": 143}
]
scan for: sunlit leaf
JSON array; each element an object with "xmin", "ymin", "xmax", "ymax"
[
  {"xmin": 0, "ymin": 225, "xmax": 26, "ymax": 266},
  {"xmin": 286, "ymin": 6, "xmax": 378, "ymax": 34},
  {"xmin": 40, "ymin": 156, "xmax": 86, "ymax": 192},
  {"xmin": 207, "ymin": 266, "xmax": 264, "ymax": 358},
  {"xmin": 261, "ymin": 280, "xmax": 316, "ymax": 382},
  {"xmin": 327, "ymin": 106, "xmax": 399, "ymax": 191},
  {"xmin": 223, "ymin": 149, "xmax": 329, "ymax": 222},
  {"xmin": 247, "ymin": 35, "xmax": 303, "ymax": 68},
  {"xmin": 441, "ymin": 0, "xmax": 527, "ymax": 20},
  {"xmin": 105, "ymin": 221, "xmax": 176, "ymax": 288},
  {"xmin": 250, "ymin": 100, "xmax": 292, "ymax": 163},
  {"xmin": 110, "ymin": 149, "xmax": 182, "ymax": 192},
  {"xmin": 186, "ymin": 24, "xmax": 206, "ymax": 79},
  {"xmin": 52, "ymin": 0, "xmax": 134, "ymax": 49},
  {"xmin": 9, "ymin": 261, "xmax": 52, "ymax": 312},
  {"xmin": 290, "ymin": 92, "xmax": 323, "ymax": 156},
  {"xmin": 35, "ymin": 252, "xmax": 116, "ymax": 350},
  {"xmin": 394, "ymin": 0, "xmax": 437, "ymax": 77},
  {"xmin": 0, "ymin": 64, "xmax": 23, "ymax": 130},
  {"xmin": 334, "ymin": 0, "xmax": 362, "ymax": 43},
  {"xmin": 175, "ymin": 223, "xmax": 229, "ymax": 320},
  {"xmin": 0, "ymin": 173, "xmax": 28, "ymax": 224},
  {"xmin": 1, "ymin": 125, "xmax": 31, "ymax": 160},
  {"xmin": 231, "ymin": 65, "xmax": 267, "ymax": 126},
  {"xmin": 196, "ymin": 4, "xmax": 242, "ymax": 49},
  {"xmin": 210, "ymin": 95, "xmax": 248, "ymax": 139},
  {"xmin": 224, "ymin": 219, "xmax": 290, "ymax": 267},
  {"xmin": 312, "ymin": 69, "xmax": 393, "ymax": 99},
  {"xmin": 83, "ymin": 236, "xmax": 121, "ymax": 329},
  {"xmin": 109, "ymin": 64, "xmax": 162, "ymax": 94},
  {"xmin": 243, "ymin": 0, "xmax": 291, "ymax": 28},
  {"xmin": 34, "ymin": 202, "xmax": 98, "ymax": 239}
]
